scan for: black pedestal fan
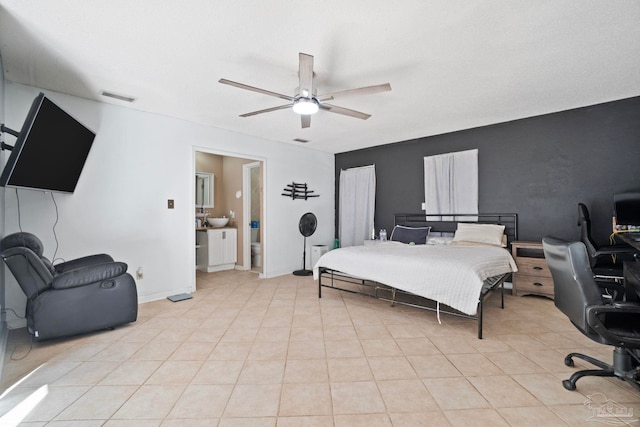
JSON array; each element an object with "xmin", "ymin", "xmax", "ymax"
[{"xmin": 293, "ymin": 212, "xmax": 317, "ymax": 276}]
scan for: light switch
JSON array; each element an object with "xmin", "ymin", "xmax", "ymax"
[{"xmin": 168, "ymin": 199, "xmax": 175, "ymax": 209}]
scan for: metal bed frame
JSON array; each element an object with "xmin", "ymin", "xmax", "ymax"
[{"xmin": 318, "ymin": 213, "xmax": 518, "ymax": 339}]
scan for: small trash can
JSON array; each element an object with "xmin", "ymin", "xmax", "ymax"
[{"xmin": 311, "ymin": 245, "xmax": 329, "ymax": 268}]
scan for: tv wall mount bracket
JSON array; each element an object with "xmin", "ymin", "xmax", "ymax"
[{"xmin": 0, "ymin": 124, "xmax": 17, "ymax": 151}]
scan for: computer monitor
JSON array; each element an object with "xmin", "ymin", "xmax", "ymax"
[{"xmin": 614, "ymin": 192, "xmax": 640, "ymax": 229}]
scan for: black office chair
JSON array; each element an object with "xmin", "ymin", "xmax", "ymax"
[
  {"xmin": 542, "ymin": 236, "xmax": 640, "ymax": 391},
  {"xmin": 577, "ymin": 203, "xmax": 636, "ymax": 299},
  {"xmin": 578, "ymin": 203, "xmax": 635, "ymax": 272}
]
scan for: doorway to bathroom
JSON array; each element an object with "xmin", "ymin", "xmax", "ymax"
[
  {"xmin": 194, "ymin": 149, "xmax": 264, "ymax": 282},
  {"xmin": 243, "ymin": 162, "xmax": 262, "ymax": 273}
]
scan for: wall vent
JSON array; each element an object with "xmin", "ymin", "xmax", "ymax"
[{"xmin": 100, "ymin": 90, "xmax": 136, "ymax": 103}]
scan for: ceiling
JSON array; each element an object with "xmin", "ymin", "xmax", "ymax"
[{"xmin": 1, "ymin": 1, "xmax": 639, "ymax": 154}]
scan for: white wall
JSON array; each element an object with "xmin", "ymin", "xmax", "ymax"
[
  {"xmin": 3, "ymin": 82, "xmax": 335, "ymax": 328},
  {"xmin": 0, "ymin": 52, "xmax": 8, "ymax": 365}
]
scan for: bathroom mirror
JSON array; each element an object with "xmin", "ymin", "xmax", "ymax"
[{"xmin": 195, "ymin": 172, "xmax": 214, "ymax": 208}]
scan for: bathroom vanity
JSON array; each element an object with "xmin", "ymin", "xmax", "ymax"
[{"xmin": 196, "ymin": 228, "xmax": 237, "ymax": 272}]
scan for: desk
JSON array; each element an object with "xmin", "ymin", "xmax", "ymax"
[
  {"xmin": 624, "ymin": 261, "xmax": 640, "ymax": 302},
  {"xmin": 619, "ymin": 234, "xmax": 640, "ymax": 301},
  {"xmin": 617, "ymin": 232, "xmax": 640, "ymax": 252}
]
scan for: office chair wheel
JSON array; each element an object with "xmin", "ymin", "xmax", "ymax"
[
  {"xmin": 564, "ymin": 356, "xmax": 575, "ymax": 367},
  {"xmin": 562, "ymin": 379, "xmax": 576, "ymax": 391}
]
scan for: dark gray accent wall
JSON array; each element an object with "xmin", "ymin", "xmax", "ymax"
[{"xmin": 335, "ymin": 96, "xmax": 640, "ymax": 245}]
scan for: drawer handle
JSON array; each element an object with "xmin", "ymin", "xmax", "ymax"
[
  {"xmin": 533, "ymin": 282, "xmax": 543, "ymax": 287},
  {"xmin": 533, "ymin": 266, "xmax": 544, "ymax": 271}
]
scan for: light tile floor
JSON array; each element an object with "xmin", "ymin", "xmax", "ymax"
[{"xmin": 1, "ymin": 270, "xmax": 639, "ymax": 426}]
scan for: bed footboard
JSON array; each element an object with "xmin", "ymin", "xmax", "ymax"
[{"xmin": 318, "ymin": 267, "xmax": 508, "ymax": 339}]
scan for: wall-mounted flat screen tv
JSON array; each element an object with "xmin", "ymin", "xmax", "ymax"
[{"xmin": 0, "ymin": 93, "xmax": 95, "ymax": 193}]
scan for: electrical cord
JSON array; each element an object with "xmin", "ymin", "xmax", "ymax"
[
  {"xmin": 609, "ymin": 229, "xmax": 640, "ymax": 263},
  {"xmin": 8, "ymin": 333, "xmax": 33, "ymax": 361},
  {"xmin": 13, "ymin": 188, "xmax": 66, "ymax": 263},
  {"xmin": 15, "ymin": 188, "xmax": 22, "ymax": 232},
  {"xmin": 610, "ymin": 229, "xmax": 640, "ymax": 242},
  {"xmin": 1, "ymin": 307, "xmax": 25, "ymax": 320},
  {"xmin": 1, "ymin": 309, "xmax": 33, "ymax": 360},
  {"xmin": 50, "ymin": 192, "xmax": 64, "ymax": 264}
]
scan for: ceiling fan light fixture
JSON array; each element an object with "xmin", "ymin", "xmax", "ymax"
[
  {"xmin": 292, "ymin": 98, "xmax": 319, "ymax": 115},
  {"xmin": 219, "ymin": 53, "xmax": 391, "ymax": 128}
]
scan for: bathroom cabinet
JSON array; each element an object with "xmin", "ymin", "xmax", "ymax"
[{"xmin": 196, "ymin": 228, "xmax": 237, "ymax": 272}]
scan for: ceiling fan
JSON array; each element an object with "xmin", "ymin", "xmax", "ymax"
[{"xmin": 219, "ymin": 52, "xmax": 391, "ymax": 128}]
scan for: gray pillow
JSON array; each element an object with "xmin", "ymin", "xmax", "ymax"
[{"xmin": 390, "ymin": 226, "xmax": 431, "ymax": 245}]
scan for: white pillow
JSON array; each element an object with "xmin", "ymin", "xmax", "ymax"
[{"xmin": 452, "ymin": 223, "xmax": 506, "ymax": 247}]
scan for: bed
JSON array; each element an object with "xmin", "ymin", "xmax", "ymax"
[{"xmin": 313, "ymin": 213, "xmax": 518, "ymax": 338}]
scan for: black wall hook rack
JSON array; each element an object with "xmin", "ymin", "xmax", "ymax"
[{"xmin": 282, "ymin": 182, "xmax": 319, "ymax": 200}]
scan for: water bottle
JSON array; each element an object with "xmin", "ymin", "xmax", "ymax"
[{"xmin": 380, "ymin": 229, "xmax": 387, "ymax": 241}]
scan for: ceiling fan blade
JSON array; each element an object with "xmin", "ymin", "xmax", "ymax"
[
  {"xmin": 219, "ymin": 78, "xmax": 294, "ymax": 101},
  {"xmin": 298, "ymin": 53, "xmax": 314, "ymax": 98},
  {"xmin": 317, "ymin": 83, "xmax": 391, "ymax": 101},
  {"xmin": 320, "ymin": 103, "xmax": 371, "ymax": 120},
  {"xmin": 240, "ymin": 104, "xmax": 292, "ymax": 117},
  {"xmin": 301, "ymin": 114, "xmax": 311, "ymax": 128}
]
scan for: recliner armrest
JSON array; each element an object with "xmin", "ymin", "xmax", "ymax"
[
  {"xmin": 51, "ymin": 262, "xmax": 129, "ymax": 290},
  {"xmin": 54, "ymin": 254, "xmax": 115, "ymax": 274}
]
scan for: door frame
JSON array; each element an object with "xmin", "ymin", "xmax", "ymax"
[
  {"xmin": 192, "ymin": 147, "xmax": 267, "ymax": 289},
  {"xmin": 243, "ymin": 161, "xmax": 262, "ymax": 273}
]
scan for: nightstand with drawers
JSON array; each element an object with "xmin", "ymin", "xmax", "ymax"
[{"xmin": 511, "ymin": 241, "xmax": 554, "ymax": 299}]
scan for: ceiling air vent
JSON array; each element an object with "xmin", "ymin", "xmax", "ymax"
[
  {"xmin": 293, "ymin": 138, "xmax": 309, "ymax": 143},
  {"xmin": 100, "ymin": 90, "xmax": 136, "ymax": 103}
]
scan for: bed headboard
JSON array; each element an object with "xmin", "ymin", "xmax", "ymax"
[{"xmin": 394, "ymin": 213, "xmax": 518, "ymax": 248}]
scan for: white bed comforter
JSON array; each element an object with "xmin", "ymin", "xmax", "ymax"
[{"xmin": 313, "ymin": 241, "xmax": 518, "ymax": 316}]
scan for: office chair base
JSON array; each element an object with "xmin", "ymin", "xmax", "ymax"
[
  {"xmin": 562, "ymin": 349, "xmax": 640, "ymax": 391},
  {"xmin": 564, "ymin": 368, "xmax": 616, "ymax": 391}
]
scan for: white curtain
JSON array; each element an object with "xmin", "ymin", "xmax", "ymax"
[
  {"xmin": 339, "ymin": 165, "xmax": 376, "ymax": 247},
  {"xmin": 424, "ymin": 149, "xmax": 478, "ymax": 220}
]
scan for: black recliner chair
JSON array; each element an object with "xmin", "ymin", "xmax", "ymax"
[
  {"xmin": 1, "ymin": 232, "xmax": 138, "ymax": 340},
  {"xmin": 542, "ymin": 236, "xmax": 640, "ymax": 391}
]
